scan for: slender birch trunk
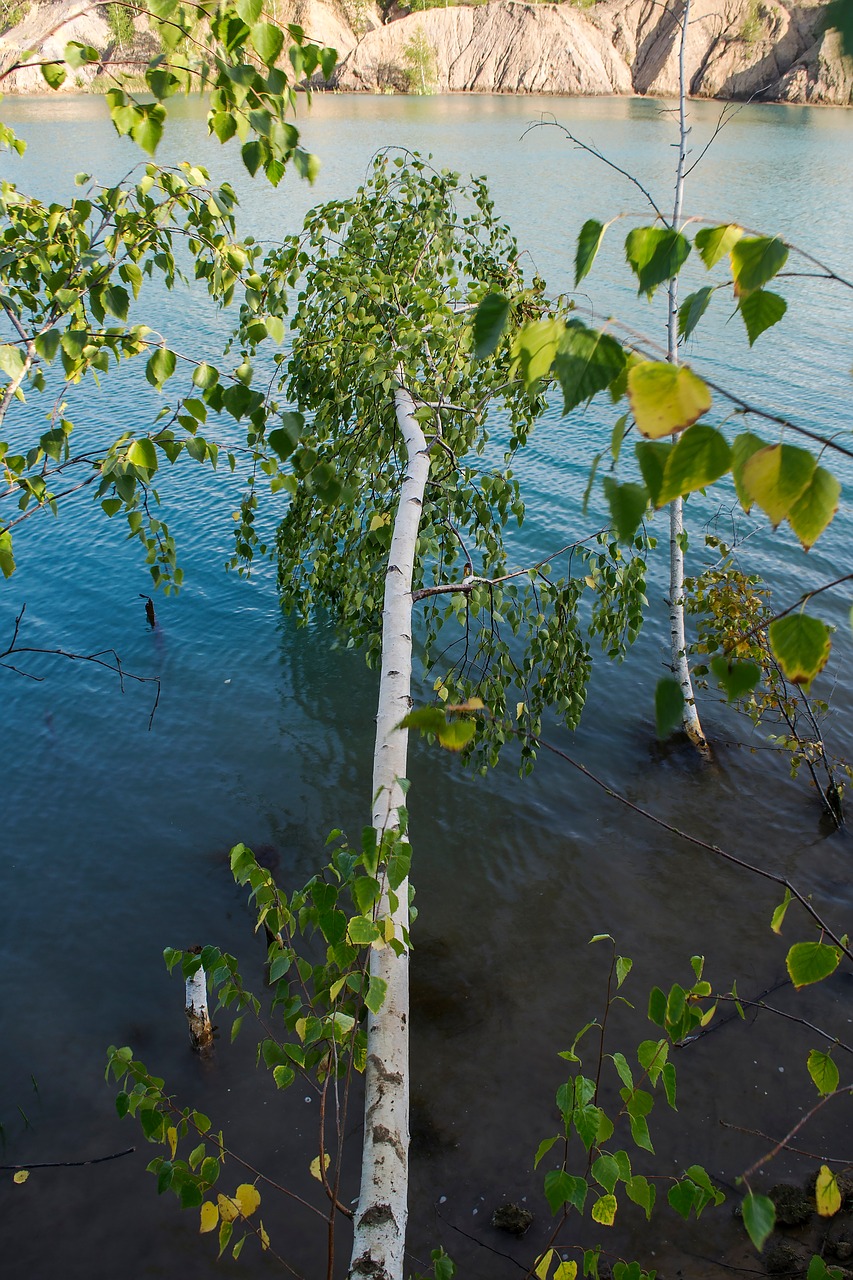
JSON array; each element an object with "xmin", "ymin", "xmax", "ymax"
[
  {"xmin": 185, "ymin": 961, "xmax": 213, "ymax": 1052},
  {"xmin": 349, "ymin": 381, "xmax": 431, "ymax": 1280},
  {"xmin": 667, "ymin": 0, "xmax": 709, "ymax": 756}
]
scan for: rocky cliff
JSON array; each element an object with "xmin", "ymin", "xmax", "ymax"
[{"xmin": 0, "ymin": 0, "xmax": 849, "ymax": 104}]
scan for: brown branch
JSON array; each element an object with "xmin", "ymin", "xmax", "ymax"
[
  {"xmin": 740, "ymin": 1085, "xmax": 853, "ymax": 1181},
  {"xmin": 720, "ymin": 1120, "xmax": 853, "ymax": 1167},
  {"xmin": 0, "ymin": 1147, "xmax": 135, "ymax": 1169}
]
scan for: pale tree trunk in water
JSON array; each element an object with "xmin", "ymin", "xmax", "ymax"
[
  {"xmin": 667, "ymin": 0, "xmax": 709, "ymax": 756},
  {"xmin": 349, "ymin": 381, "xmax": 430, "ymax": 1280},
  {"xmin": 185, "ymin": 961, "xmax": 213, "ymax": 1052}
]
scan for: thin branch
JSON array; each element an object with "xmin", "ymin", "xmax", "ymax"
[
  {"xmin": 720, "ymin": 1120, "xmax": 853, "ymax": 1167},
  {"xmin": 521, "ymin": 118, "xmax": 664, "ymax": 221},
  {"xmin": 740, "ymin": 1085, "xmax": 853, "ymax": 1181},
  {"xmin": 0, "ymin": 1147, "xmax": 135, "ymax": 1170}
]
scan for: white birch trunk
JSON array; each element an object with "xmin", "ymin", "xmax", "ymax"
[
  {"xmin": 349, "ymin": 382, "xmax": 430, "ymax": 1280},
  {"xmin": 185, "ymin": 964, "xmax": 214, "ymax": 1052},
  {"xmin": 667, "ymin": 0, "xmax": 709, "ymax": 756}
]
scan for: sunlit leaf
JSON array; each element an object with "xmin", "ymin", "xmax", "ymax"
[
  {"xmin": 787, "ymin": 466, "xmax": 841, "ymax": 550},
  {"xmin": 768, "ymin": 613, "xmax": 831, "ymax": 686},
  {"xmin": 657, "ymin": 424, "xmax": 731, "ymax": 506},
  {"xmin": 731, "ymin": 432, "xmax": 766, "ymax": 511},
  {"xmin": 741, "ymin": 443, "xmax": 816, "ymax": 526},
  {"xmin": 217, "ymin": 1193, "xmax": 239, "ymax": 1223},
  {"xmin": 731, "ymin": 236, "xmax": 789, "ymax": 297},
  {"xmin": 511, "ymin": 318, "xmax": 564, "ymax": 388},
  {"xmin": 234, "ymin": 1183, "xmax": 261, "ymax": 1217},
  {"xmin": 127, "ymin": 437, "xmax": 158, "ymax": 475},
  {"xmin": 251, "ymin": 22, "xmax": 284, "ymax": 65},
  {"xmin": 624, "ymin": 227, "xmax": 691, "ymax": 296},
  {"xmin": 807, "ymin": 1050, "xmax": 839, "ymax": 1097},
  {"xmin": 590, "ymin": 1193, "xmax": 617, "ymax": 1226},
  {"xmin": 816, "ymin": 1165, "xmax": 842, "ymax": 1217},
  {"xmin": 786, "ymin": 940, "xmax": 841, "ymax": 989},
  {"xmin": 770, "ymin": 888, "xmax": 792, "ymax": 935},
  {"xmin": 628, "ymin": 361, "xmax": 711, "ymax": 439},
  {"xmin": 694, "ymin": 223, "xmax": 743, "ymax": 269},
  {"xmin": 200, "ymin": 1201, "xmax": 219, "ymax": 1233}
]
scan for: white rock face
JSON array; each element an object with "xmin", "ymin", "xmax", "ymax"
[{"xmin": 0, "ymin": 0, "xmax": 849, "ymax": 104}]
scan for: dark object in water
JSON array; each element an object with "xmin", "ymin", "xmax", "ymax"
[
  {"xmin": 769, "ymin": 1183, "xmax": 813, "ymax": 1227},
  {"xmin": 491, "ymin": 1202, "xmax": 533, "ymax": 1236},
  {"xmin": 139, "ymin": 594, "xmax": 156, "ymax": 628}
]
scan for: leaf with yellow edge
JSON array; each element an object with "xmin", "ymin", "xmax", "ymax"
[
  {"xmin": 310, "ymin": 1153, "xmax": 331, "ymax": 1182},
  {"xmin": 535, "ymin": 1249, "xmax": 556, "ymax": 1280},
  {"xmin": 694, "ymin": 223, "xmax": 743, "ymax": 269},
  {"xmin": 260, "ymin": 1222, "xmax": 270, "ymax": 1251},
  {"xmin": 167, "ymin": 1125, "xmax": 178, "ymax": 1159},
  {"xmin": 787, "ymin": 466, "xmax": 841, "ymax": 550},
  {"xmin": 510, "ymin": 317, "xmax": 565, "ymax": 389},
  {"xmin": 200, "ymin": 1201, "xmax": 219, "ymax": 1233},
  {"xmin": 591, "ymin": 1193, "xmax": 618, "ymax": 1225},
  {"xmin": 816, "ymin": 1165, "xmax": 842, "ymax": 1217},
  {"xmin": 217, "ymin": 1193, "xmax": 240, "ymax": 1223},
  {"xmin": 770, "ymin": 888, "xmax": 792, "ymax": 935},
  {"xmin": 555, "ymin": 1264, "xmax": 578, "ymax": 1280},
  {"xmin": 234, "ymin": 1183, "xmax": 261, "ymax": 1217},
  {"xmin": 628, "ymin": 362, "xmax": 711, "ymax": 439},
  {"xmin": 741, "ymin": 444, "xmax": 816, "ymax": 527},
  {"xmin": 13, "ymin": 1170, "xmax": 29, "ymax": 1184},
  {"xmin": 768, "ymin": 614, "xmax": 831, "ymax": 687}
]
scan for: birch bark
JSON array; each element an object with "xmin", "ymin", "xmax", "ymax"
[
  {"xmin": 667, "ymin": 0, "xmax": 710, "ymax": 756},
  {"xmin": 349, "ymin": 381, "xmax": 431, "ymax": 1280}
]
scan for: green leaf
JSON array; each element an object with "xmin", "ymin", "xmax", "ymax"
[
  {"xmin": 624, "ymin": 227, "xmax": 691, "ymax": 297},
  {"xmin": 731, "ymin": 236, "xmax": 789, "ymax": 297},
  {"xmin": 534, "ymin": 1136, "xmax": 560, "ymax": 1169},
  {"xmin": 731, "ymin": 432, "xmax": 767, "ymax": 511},
  {"xmin": 575, "ymin": 219, "xmax": 606, "ymax": 286},
  {"xmin": 655, "ymin": 678, "xmax": 684, "ymax": 739},
  {"xmin": 625, "ymin": 1175, "xmax": 655, "ymax": 1219},
  {"xmin": 131, "ymin": 113, "xmax": 164, "ymax": 157},
  {"xmin": 592, "ymin": 1154, "xmax": 619, "ymax": 1193},
  {"xmin": 554, "ymin": 323, "xmax": 626, "ymax": 415},
  {"xmin": 34, "ymin": 330, "xmax": 61, "ymax": 363},
  {"xmin": 41, "ymin": 61, "xmax": 67, "ymax": 90},
  {"xmin": 768, "ymin": 613, "xmax": 831, "ymax": 686},
  {"xmin": 603, "ymin": 477, "xmax": 648, "ymax": 543},
  {"xmin": 0, "ymin": 344, "xmax": 25, "ymax": 379},
  {"xmin": 347, "ymin": 916, "xmax": 381, "ymax": 946},
  {"xmin": 628, "ymin": 361, "xmax": 711, "ymax": 439},
  {"xmin": 787, "ymin": 466, "xmax": 841, "ymax": 550},
  {"xmin": 742, "ymin": 1192, "xmax": 776, "ymax": 1251},
  {"xmin": 436, "ymin": 719, "xmax": 476, "ymax": 752},
  {"xmin": 543, "ymin": 1170, "xmax": 588, "ymax": 1215},
  {"xmin": 807, "ymin": 1049, "xmax": 839, "ymax": 1097},
  {"xmin": 511, "ymin": 317, "xmax": 564, "ymax": 388},
  {"xmin": 710, "ymin": 656, "xmax": 761, "ymax": 702},
  {"xmin": 678, "ymin": 287, "xmax": 713, "ymax": 340},
  {"xmin": 634, "ymin": 440, "xmax": 670, "ymax": 507},
  {"xmin": 251, "ymin": 23, "xmax": 285, "ymax": 65},
  {"xmin": 741, "ymin": 443, "xmax": 816, "ymax": 527},
  {"xmin": 146, "ymin": 348, "xmax": 177, "ymax": 388},
  {"xmin": 364, "ymin": 976, "xmax": 387, "ymax": 1015},
  {"xmin": 738, "ymin": 290, "xmax": 787, "ymax": 346},
  {"xmin": 193, "ymin": 362, "xmax": 219, "ymax": 390},
  {"xmin": 668, "ymin": 1179, "xmax": 698, "ymax": 1220},
  {"xmin": 770, "ymin": 888, "xmax": 792, "ymax": 935},
  {"xmin": 473, "ymin": 293, "xmax": 510, "ymax": 360},
  {"xmin": 786, "ymin": 940, "xmax": 841, "ymax": 989},
  {"xmin": 103, "ymin": 285, "xmax": 130, "ymax": 321},
  {"xmin": 236, "ymin": 0, "xmax": 263, "ymax": 21},
  {"xmin": 694, "ymin": 223, "xmax": 743, "ymax": 269},
  {"xmin": 657, "ymin": 424, "xmax": 731, "ymax": 507},
  {"xmin": 127, "ymin": 438, "xmax": 158, "ymax": 476}
]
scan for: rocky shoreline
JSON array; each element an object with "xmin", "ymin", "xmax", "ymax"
[{"xmin": 0, "ymin": 0, "xmax": 851, "ymax": 105}]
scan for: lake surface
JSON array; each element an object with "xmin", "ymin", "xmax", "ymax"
[{"xmin": 2, "ymin": 93, "xmax": 853, "ymax": 1279}]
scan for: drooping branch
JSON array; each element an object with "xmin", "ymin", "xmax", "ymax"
[{"xmin": 1, "ymin": 604, "xmax": 161, "ymax": 729}]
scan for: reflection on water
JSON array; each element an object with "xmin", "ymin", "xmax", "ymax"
[{"xmin": 2, "ymin": 93, "xmax": 852, "ymax": 1278}]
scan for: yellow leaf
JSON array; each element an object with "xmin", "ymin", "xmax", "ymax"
[
  {"xmin": 295, "ymin": 1017, "xmax": 307, "ymax": 1042},
  {"xmin": 369, "ymin": 512, "xmax": 390, "ymax": 531},
  {"xmin": 310, "ymin": 1153, "xmax": 331, "ymax": 1182},
  {"xmin": 384, "ymin": 915, "xmax": 395, "ymax": 942},
  {"xmin": 516, "ymin": 702, "xmax": 525, "ymax": 721},
  {"xmin": 167, "ymin": 1125, "xmax": 178, "ymax": 1160},
  {"xmin": 217, "ymin": 1193, "xmax": 239, "ymax": 1223},
  {"xmin": 260, "ymin": 1221, "xmax": 270, "ymax": 1251},
  {"xmin": 199, "ymin": 1201, "xmax": 219, "ymax": 1233},
  {"xmin": 554, "ymin": 1264, "xmax": 578, "ymax": 1280},
  {"xmin": 741, "ymin": 443, "xmax": 816, "ymax": 528},
  {"xmin": 535, "ymin": 1249, "xmax": 555, "ymax": 1280},
  {"xmin": 13, "ymin": 1170, "xmax": 29, "ymax": 1185},
  {"xmin": 234, "ymin": 1183, "xmax": 261, "ymax": 1217},
  {"xmin": 816, "ymin": 1164, "xmax": 842, "ymax": 1217},
  {"xmin": 628, "ymin": 361, "xmax": 711, "ymax": 439}
]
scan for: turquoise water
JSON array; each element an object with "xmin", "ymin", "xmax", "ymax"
[{"xmin": 2, "ymin": 93, "xmax": 853, "ymax": 1278}]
